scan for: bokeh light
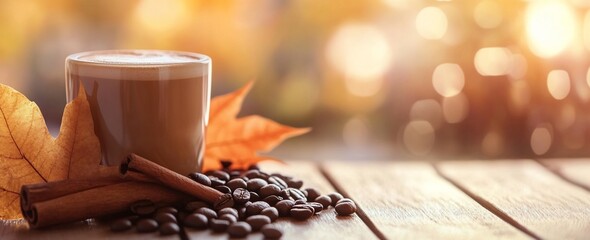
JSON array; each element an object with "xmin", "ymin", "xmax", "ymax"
[
  {"xmin": 473, "ymin": 0, "xmax": 503, "ymax": 29},
  {"xmin": 133, "ymin": 0, "xmax": 189, "ymax": 33},
  {"xmin": 415, "ymin": 7, "xmax": 448, "ymax": 40},
  {"xmin": 525, "ymin": 0, "xmax": 576, "ymax": 58},
  {"xmin": 442, "ymin": 93, "xmax": 468, "ymax": 124},
  {"xmin": 409, "ymin": 99, "xmax": 443, "ymax": 129},
  {"xmin": 531, "ymin": 125, "xmax": 553, "ymax": 155},
  {"xmin": 432, "ymin": 63, "xmax": 464, "ymax": 97},
  {"xmin": 403, "ymin": 120, "xmax": 435, "ymax": 156},
  {"xmin": 547, "ymin": 70, "xmax": 571, "ymax": 100},
  {"xmin": 474, "ymin": 47, "xmax": 511, "ymax": 76}
]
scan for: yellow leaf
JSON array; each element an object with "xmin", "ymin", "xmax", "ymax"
[{"xmin": 0, "ymin": 84, "xmax": 110, "ymax": 219}]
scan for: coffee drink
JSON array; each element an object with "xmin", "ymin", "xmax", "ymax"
[{"xmin": 66, "ymin": 50, "xmax": 211, "ymax": 175}]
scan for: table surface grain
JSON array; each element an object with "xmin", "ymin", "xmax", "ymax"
[{"xmin": 2, "ymin": 159, "xmax": 590, "ymax": 240}]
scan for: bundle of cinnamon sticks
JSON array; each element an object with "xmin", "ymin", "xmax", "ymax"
[{"xmin": 21, "ymin": 154, "xmax": 228, "ymax": 228}]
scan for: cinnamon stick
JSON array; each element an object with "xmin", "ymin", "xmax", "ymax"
[
  {"xmin": 21, "ymin": 172, "xmax": 153, "ymax": 211},
  {"xmin": 25, "ymin": 181, "xmax": 191, "ymax": 228},
  {"xmin": 121, "ymin": 154, "xmax": 223, "ymax": 204}
]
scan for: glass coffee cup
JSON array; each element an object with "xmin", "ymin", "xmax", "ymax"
[{"xmin": 66, "ymin": 50, "xmax": 211, "ymax": 175}]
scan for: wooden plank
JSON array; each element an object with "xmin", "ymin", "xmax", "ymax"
[
  {"xmin": 323, "ymin": 161, "xmax": 528, "ymax": 239},
  {"xmin": 437, "ymin": 160, "xmax": 590, "ymax": 240},
  {"xmin": 184, "ymin": 161, "xmax": 377, "ymax": 240},
  {"xmin": 540, "ymin": 159, "xmax": 590, "ymax": 191}
]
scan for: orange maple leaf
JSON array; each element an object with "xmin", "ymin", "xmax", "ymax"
[{"xmin": 204, "ymin": 82, "xmax": 310, "ymax": 171}]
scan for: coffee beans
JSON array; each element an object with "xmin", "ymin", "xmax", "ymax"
[
  {"xmin": 328, "ymin": 192, "xmax": 344, "ymax": 207},
  {"xmin": 184, "ymin": 213, "xmax": 208, "ymax": 229},
  {"xmin": 275, "ymin": 199, "xmax": 295, "ymax": 217},
  {"xmin": 262, "ymin": 225, "xmax": 283, "ymax": 239},
  {"xmin": 189, "ymin": 172, "xmax": 211, "ymax": 186},
  {"xmin": 261, "ymin": 207, "xmax": 279, "ymax": 222},
  {"xmin": 246, "ymin": 201, "xmax": 271, "ymax": 216},
  {"xmin": 136, "ymin": 219, "xmax": 158, "ymax": 233},
  {"xmin": 335, "ymin": 199, "xmax": 357, "ymax": 216},
  {"xmin": 232, "ymin": 188, "xmax": 251, "ymax": 204},
  {"xmin": 110, "ymin": 166, "xmax": 356, "ymax": 239},
  {"xmin": 228, "ymin": 221, "xmax": 252, "ymax": 238},
  {"xmin": 110, "ymin": 219, "xmax": 132, "ymax": 232},
  {"xmin": 159, "ymin": 222, "xmax": 179, "ymax": 235},
  {"xmin": 130, "ymin": 200, "xmax": 156, "ymax": 216}
]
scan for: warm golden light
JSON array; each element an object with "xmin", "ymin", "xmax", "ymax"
[
  {"xmin": 134, "ymin": 0, "xmax": 189, "ymax": 33},
  {"xmin": 442, "ymin": 93, "xmax": 468, "ymax": 124},
  {"xmin": 482, "ymin": 130, "xmax": 504, "ymax": 156},
  {"xmin": 326, "ymin": 23, "xmax": 392, "ymax": 97},
  {"xmin": 415, "ymin": 7, "xmax": 448, "ymax": 40},
  {"xmin": 525, "ymin": 0, "xmax": 576, "ymax": 58},
  {"xmin": 547, "ymin": 70, "xmax": 571, "ymax": 100},
  {"xmin": 403, "ymin": 120, "xmax": 435, "ymax": 156},
  {"xmin": 432, "ymin": 63, "xmax": 464, "ymax": 97},
  {"xmin": 343, "ymin": 117, "xmax": 370, "ymax": 147},
  {"xmin": 410, "ymin": 99, "xmax": 443, "ymax": 129},
  {"xmin": 508, "ymin": 54, "xmax": 527, "ymax": 80},
  {"xmin": 473, "ymin": 0, "xmax": 503, "ymax": 29},
  {"xmin": 583, "ymin": 10, "xmax": 590, "ymax": 52},
  {"xmin": 474, "ymin": 47, "xmax": 511, "ymax": 76},
  {"xmin": 531, "ymin": 125, "xmax": 552, "ymax": 155}
]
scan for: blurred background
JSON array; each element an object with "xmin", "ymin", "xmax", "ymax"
[{"xmin": 2, "ymin": 0, "xmax": 590, "ymax": 161}]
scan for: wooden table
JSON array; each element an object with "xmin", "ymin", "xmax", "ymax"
[{"xmin": 2, "ymin": 159, "xmax": 590, "ymax": 239}]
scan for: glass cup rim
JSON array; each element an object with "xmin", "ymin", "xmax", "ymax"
[{"xmin": 66, "ymin": 49, "xmax": 211, "ymax": 68}]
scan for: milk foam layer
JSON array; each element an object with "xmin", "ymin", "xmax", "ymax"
[{"xmin": 67, "ymin": 50, "xmax": 210, "ymax": 80}]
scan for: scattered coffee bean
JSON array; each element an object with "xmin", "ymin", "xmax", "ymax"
[
  {"xmin": 214, "ymin": 193, "xmax": 235, "ymax": 210},
  {"xmin": 304, "ymin": 188, "xmax": 321, "ymax": 201},
  {"xmin": 244, "ymin": 170, "xmax": 263, "ymax": 179},
  {"xmin": 218, "ymin": 207, "xmax": 238, "ymax": 218},
  {"xmin": 309, "ymin": 202, "xmax": 324, "ymax": 213},
  {"xmin": 246, "ymin": 201, "xmax": 271, "ymax": 216},
  {"xmin": 294, "ymin": 199, "xmax": 307, "ymax": 205},
  {"xmin": 314, "ymin": 195, "xmax": 332, "ymax": 209},
  {"xmin": 136, "ymin": 219, "xmax": 159, "ymax": 233},
  {"xmin": 229, "ymin": 170, "xmax": 242, "ymax": 179},
  {"xmin": 155, "ymin": 212, "xmax": 177, "ymax": 224},
  {"xmin": 246, "ymin": 178, "xmax": 267, "ymax": 191},
  {"xmin": 126, "ymin": 215, "xmax": 140, "ymax": 224},
  {"xmin": 259, "ymin": 184, "xmax": 282, "ymax": 198},
  {"xmin": 211, "ymin": 170, "xmax": 230, "ymax": 181},
  {"xmin": 159, "ymin": 222, "xmax": 180, "ymax": 235},
  {"xmin": 287, "ymin": 179, "xmax": 304, "ymax": 189},
  {"xmin": 286, "ymin": 188, "xmax": 307, "ymax": 201},
  {"xmin": 228, "ymin": 221, "xmax": 252, "ymax": 238},
  {"xmin": 209, "ymin": 218, "xmax": 230, "ymax": 232},
  {"xmin": 110, "ymin": 218, "xmax": 132, "ymax": 232},
  {"xmin": 246, "ymin": 215, "xmax": 271, "ymax": 231},
  {"xmin": 328, "ymin": 192, "xmax": 344, "ymax": 206},
  {"xmin": 232, "ymin": 188, "xmax": 251, "ymax": 204},
  {"xmin": 210, "ymin": 178, "xmax": 226, "ymax": 187},
  {"xmin": 260, "ymin": 207, "xmax": 279, "ymax": 222},
  {"xmin": 337, "ymin": 198, "xmax": 354, "ymax": 205},
  {"xmin": 219, "ymin": 213, "xmax": 238, "ymax": 224},
  {"xmin": 290, "ymin": 207, "xmax": 314, "ymax": 220},
  {"xmin": 195, "ymin": 207, "xmax": 217, "ymax": 219},
  {"xmin": 130, "ymin": 200, "xmax": 156, "ymax": 216},
  {"xmin": 275, "ymin": 200, "xmax": 295, "ymax": 217},
  {"xmin": 261, "ymin": 225, "xmax": 283, "ymax": 239},
  {"xmin": 215, "ymin": 185, "xmax": 232, "ymax": 194},
  {"xmin": 185, "ymin": 201, "xmax": 209, "ymax": 212},
  {"xmin": 293, "ymin": 203, "xmax": 315, "ymax": 214},
  {"xmin": 237, "ymin": 207, "xmax": 247, "ymax": 220},
  {"xmin": 248, "ymin": 164, "xmax": 260, "ymax": 170},
  {"xmin": 184, "ymin": 213, "xmax": 208, "ymax": 229},
  {"xmin": 263, "ymin": 195, "xmax": 283, "ymax": 206},
  {"xmin": 335, "ymin": 200, "xmax": 357, "ymax": 216},
  {"xmin": 156, "ymin": 206, "xmax": 178, "ymax": 216},
  {"xmin": 249, "ymin": 191, "xmax": 261, "ymax": 202},
  {"xmin": 226, "ymin": 178, "xmax": 247, "ymax": 191},
  {"xmin": 268, "ymin": 176, "xmax": 288, "ymax": 189},
  {"xmin": 188, "ymin": 172, "xmax": 211, "ymax": 186}
]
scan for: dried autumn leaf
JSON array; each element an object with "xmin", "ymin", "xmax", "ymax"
[
  {"xmin": 204, "ymin": 82, "xmax": 310, "ymax": 171},
  {"xmin": 0, "ymin": 84, "xmax": 111, "ymax": 219}
]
